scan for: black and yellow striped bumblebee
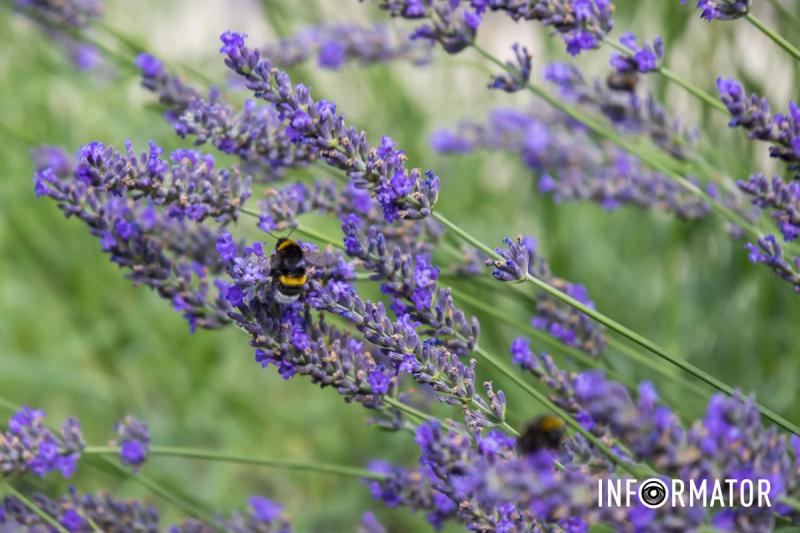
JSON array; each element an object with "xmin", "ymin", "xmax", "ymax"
[
  {"xmin": 270, "ymin": 237, "xmax": 330, "ymax": 304},
  {"xmin": 517, "ymin": 414, "xmax": 566, "ymax": 454}
]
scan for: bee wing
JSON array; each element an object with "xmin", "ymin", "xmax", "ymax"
[{"xmin": 303, "ymin": 249, "xmax": 335, "ymax": 268}]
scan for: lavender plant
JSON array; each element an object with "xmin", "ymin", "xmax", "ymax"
[{"xmin": 13, "ymin": 0, "xmax": 800, "ymax": 530}]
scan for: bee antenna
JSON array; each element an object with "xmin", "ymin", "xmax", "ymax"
[{"xmin": 286, "ymin": 226, "xmax": 297, "ymax": 240}]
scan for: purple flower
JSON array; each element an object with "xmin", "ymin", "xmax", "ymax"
[
  {"xmin": 610, "ymin": 33, "xmax": 664, "ymax": 73},
  {"xmin": 114, "ymin": 416, "xmax": 150, "ymax": 470}
]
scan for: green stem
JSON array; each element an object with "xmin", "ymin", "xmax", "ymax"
[
  {"xmin": 658, "ymin": 66, "xmax": 727, "ymax": 112},
  {"xmin": 747, "ymin": 13, "xmax": 800, "ymax": 61},
  {"xmin": 2, "ymin": 483, "xmax": 69, "ymax": 533},
  {"xmin": 239, "ymin": 207, "xmax": 344, "ymax": 251},
  {"xmin": 430, "ymin": 209, "xmax": 800, "ymax": 436},
  {"xmin": 85, "ymin": 446, "xmax": 384, "ymax": 480}
]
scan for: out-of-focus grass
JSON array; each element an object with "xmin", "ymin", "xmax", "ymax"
[{"xmin": 1, "ymin": 0, "xmax": 800, "ymax": 530}]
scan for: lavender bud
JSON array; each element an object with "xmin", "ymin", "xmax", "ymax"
[
  {"xmin": 113, "ymin": 416, "xmax": 150, "ymax": 470},
  {"xmin": 488, "ymin": 43, "xmax": 532, "ymax": 93}
]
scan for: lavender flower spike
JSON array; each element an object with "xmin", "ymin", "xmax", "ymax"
[
  {"xmin": 717, "ymin": 77, "xmax": 800, "ymax": 165},
  {"xmin": 0, "ymin": 406, "xmax": 84, "ymax": 478},
  {"xmin": 488, "ymin": 43, "xmax": 532, "ymax": 93},
  {"xmin": 263, "ymin": 22, "xmax": 433, "ymax": 69},
  {"xmin": 221, "ymin": 31, "xmax": 439, "ymax": 222},
  {"xmin": 610, "ymin": 33, "xmax": 664, "ymax": 74},
  {"xmin": 681, "ymin": 0, "xmax": 751, "ymax": 21},
  {"xmin": 74, "ymin": 141, "xmax": 251, "ymax": 224}
]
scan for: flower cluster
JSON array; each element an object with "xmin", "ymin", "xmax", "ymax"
[
  {"xmin": 432, "ymin": 106, "xmax": 712, "ymax": 219},
  {"xmin": 71, "ymin": 141, "xmax": 251, "ymax": 223},
  {"xmin": 311, "ymin": 280, "xmax": 507, "ymax": 432},
  {"xmin": 215, "ymin": 234, "xmax": 404, "ymax": 416},
  {"xmin": 136, "ymin": 54, "xmax": 318, "ymax": 180},
  {"xmin": 746, "ymin": 235, "xmax": 800, "ymax": 293},
  {"xmin": 221, "ymin": 32, "xmax": 440, "ymax": 222},
  {"xmin": 610, "ymin": 33, "xmax": 664, "ymax": 74},
  {"xmin": 14, "ymin": 0, "xmax": 103, "ymax": 70},
  {"xmin": 35, "ymin": 145, "xmax": 231, "ymax": 332},
  {"xmin": 262, "ymin": 22, "xmax": 433, "ymax": 69},
  {"xmin": 341, "ymin": 218, "xmax": 480, "ymax": 355},
  {"xmin": 489, "ymin": 236, "xmax": 608, "ymax": 355},
  {"xmin": 717, "ymin": 78, "xmax": 800, "ymax": 165},
  {"xmin": 681, "ymin": 0, "xmax": 751, "ymax": 21},
  {"xmin": 0, "ymin": 406, "xmax": 84, "ymax": 478},
  {"xmin": 113, "ymin": 416, "xmax": 150, "ymax": 470},
  {"xmin": 488, "ymin": 43, "xmax": 532, "ymax": 93}
]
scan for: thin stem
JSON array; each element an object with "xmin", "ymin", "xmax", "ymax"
[
  {"xmin": 2, "ymin": 483, "xmax": 69, "ymax": 533},
  {"xmin": 85, "ymin": 446, "xmax": 385, "ymax": 480},
  {"xmin": 747, "ymin": 13, "xmax": 800, "ymax": 61},
  {"xmin": 239, "ymin": 207, "xmax": 344, "ymax": 251},
  {"xmin": 430, "ymin": 209, "xmax": 800, "ymax": 436},
  {"xmin": 658, "ymin": 66, "xmax": 727, "ymax": 112}
]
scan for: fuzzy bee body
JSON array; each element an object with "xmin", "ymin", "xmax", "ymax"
[
  {"xmin": 606, "ymin": 71, "xmax": 639, "ymax": 93},
  {"xmin": 517, "ymin": 414, "xmax": 566, "ymax": 454},
  {"xmin": 271, "ymin": 237, "xmax": 328, "ymax": 304}
]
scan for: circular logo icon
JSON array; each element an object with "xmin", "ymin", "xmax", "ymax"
[{"xmin": 638, "ymin": 478, "xmax": 668, "ymax": 509}]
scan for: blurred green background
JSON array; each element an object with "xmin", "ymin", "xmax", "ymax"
[{"xmin": 1, "ymin": 0, "xmax": 799, "ymax": 530}]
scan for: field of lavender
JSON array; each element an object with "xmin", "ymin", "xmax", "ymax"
[{"xmin": 2, "ymin": 0, "xmax": 800, "ymax": 531}]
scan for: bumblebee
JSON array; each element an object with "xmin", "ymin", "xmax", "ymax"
[
  {"xmin": 270, "ymin": 237, "xmax": 329, "ymax": 304},
  {"xmin": 517, "ymin": 414, "xmax": 566, "ymax": 454},
  {"xmin": 606, "ymin": 71, "xmax": 639, "ymax": 93}
]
